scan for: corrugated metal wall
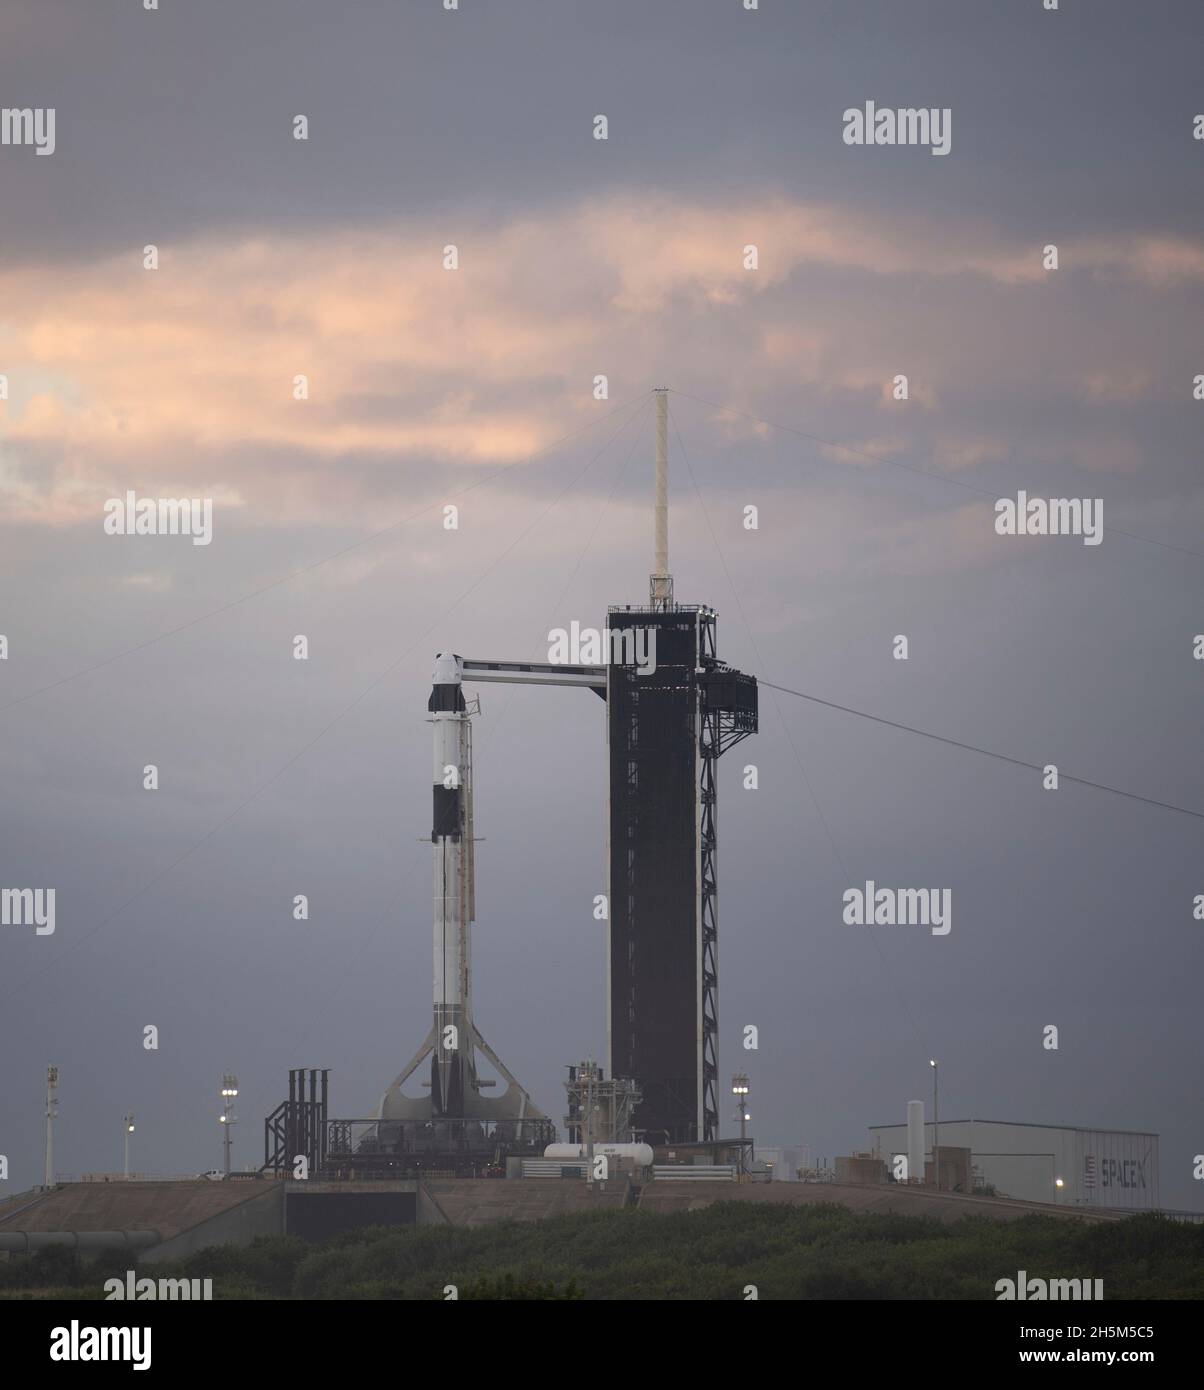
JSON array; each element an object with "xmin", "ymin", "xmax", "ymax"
[
  {"xmin": 1075, "ymin": 1129, "xmax": 1159, "ymax": 1209},
  {"xmin": 868, "ymin": 1121, "xmax": 1159, "ymax": 1209}
]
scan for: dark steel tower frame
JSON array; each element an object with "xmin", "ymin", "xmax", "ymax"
[{"xmin": 606, "ymin": 605, "xmax": 756, "ymax": 1143}]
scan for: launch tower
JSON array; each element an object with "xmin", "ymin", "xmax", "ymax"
[{"xmin": 605, "ymin": 390, "xmax": 757, "ymax": 1142}]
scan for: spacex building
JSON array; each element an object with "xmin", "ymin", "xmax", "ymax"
[{"xmin": 869, "ymin": 1118, "xmax": 1160, "ymax": 1210}]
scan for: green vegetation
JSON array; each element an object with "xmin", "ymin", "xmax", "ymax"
[{"xmin": 2, "ymin": 1204, "xmax": 1201, "ymax": 1300}]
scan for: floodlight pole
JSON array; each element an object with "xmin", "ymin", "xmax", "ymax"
[
  {"xmin": 930, "ymin": 1060, "xmax": 940, "ymax": 1190},
  {"xmin": 732, "ymin": 1073, "xmax": 750, "ymax": 1179},
  {"xmin": 221, "ymin": 1074, "xmax": 238, "ymax": 1176}
]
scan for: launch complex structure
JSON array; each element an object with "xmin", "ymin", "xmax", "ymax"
[{"xmin": 265, "ymin": 390, "xmax": 758, "ymax": 1177}]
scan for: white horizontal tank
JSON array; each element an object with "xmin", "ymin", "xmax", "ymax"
[{"xmin": 544, "ymin": 1142, "xmax": 654, "ymax": 1166}]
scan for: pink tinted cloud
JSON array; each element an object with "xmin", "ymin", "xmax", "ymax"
[{"xmin": 1, "ymin": 194, "xmax": 1199, "ymax": 527}]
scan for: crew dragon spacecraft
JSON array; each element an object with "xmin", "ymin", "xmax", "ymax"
[
  {"xmin": 376, "ymin": 653, "xmax": 555, "ymax": 1135},
  {"xmin": 379, "ymin": 389, "xmax": 758, "ymax": 1147}
]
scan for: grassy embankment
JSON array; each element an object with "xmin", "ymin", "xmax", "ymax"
[{"xmin": 2, "ymin": 1203, "xmax": 1201, "ymax": 1300}]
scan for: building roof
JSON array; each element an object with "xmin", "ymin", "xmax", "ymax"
[{"xmin": 868, "ymin": 1119, "xmax": 1158, "ymax": 1138}]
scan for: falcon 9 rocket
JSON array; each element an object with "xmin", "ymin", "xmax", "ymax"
[{"xmin": 376, "ymin": 654, "xmax": 547, "ymax": 1133}]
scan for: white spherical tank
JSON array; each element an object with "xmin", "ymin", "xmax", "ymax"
[{"xmin": 545, "ymin": 1142, "xmax": 654, "ymax": 1166}]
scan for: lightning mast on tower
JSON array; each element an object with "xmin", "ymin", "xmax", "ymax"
[{"xmin": 650, "ymin": 387, "xmax": 673, "ymax": 608}]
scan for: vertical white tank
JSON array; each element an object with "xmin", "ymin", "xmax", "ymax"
[{"xmin": 906, "ymin": 1099, "xmax": 925, "ymax": 1185}]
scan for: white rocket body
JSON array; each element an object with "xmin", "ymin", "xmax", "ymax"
[
  {"xmin": 377, "ymin": 654, "xmax": 547, "ymax": 1126},
  {"xmin": 430, "ymin": 654, "xmax": 474, "ymax": 1112}
]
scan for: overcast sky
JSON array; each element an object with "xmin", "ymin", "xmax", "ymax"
[{"xmin": 1, "ymin": 0, "xmax": 1201, "ymax": 1208}]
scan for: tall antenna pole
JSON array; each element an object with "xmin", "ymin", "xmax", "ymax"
[
  {"xmin": 44, "ymin": 1065, "xmax": 58, "ymax": 1188},
  {"xmin": 650, "ymin": 387, "xmax": 673, "ymax": 607}
]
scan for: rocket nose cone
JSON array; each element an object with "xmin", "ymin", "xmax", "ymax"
[{"xmin": 432, "ymin": 653, "xmax": 461, "ymax": 686}]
